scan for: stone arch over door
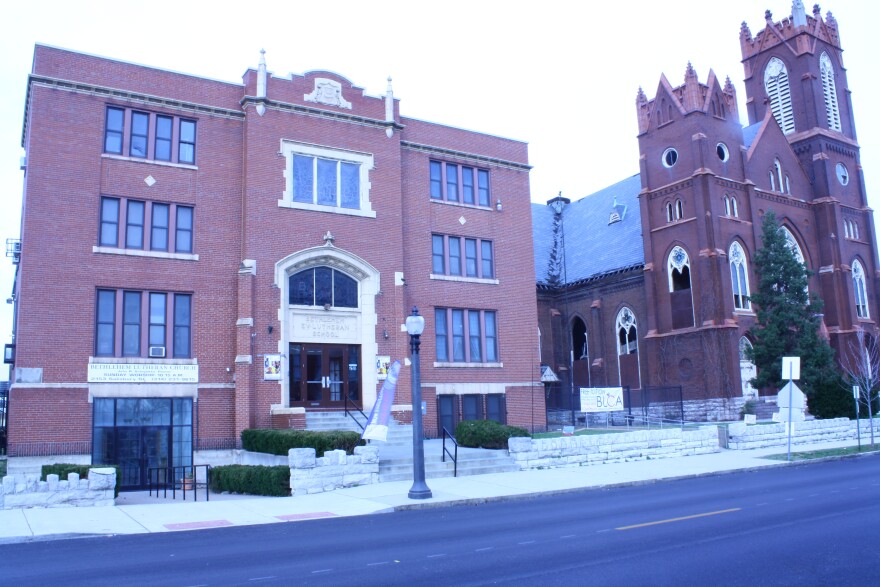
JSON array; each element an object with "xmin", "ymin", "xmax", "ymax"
[{"xmin": 274, "ymin": 246, "xmax": 380, "ymax": 411}]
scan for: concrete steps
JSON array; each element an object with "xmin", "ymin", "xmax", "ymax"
[
  {"xmin": 304, "ymin": 411, "xmax": 368, "ymax": 433},
  {"xmin": 376, "ymin": 441, "xmax": 518, "ymax": 482}
]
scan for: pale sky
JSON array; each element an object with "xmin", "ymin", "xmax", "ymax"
[{"xmin": 1, "ymin": 1, "xmax": 877, "ymax": 379}]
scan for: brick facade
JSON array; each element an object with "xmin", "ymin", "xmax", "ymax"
[{"xmin": 8, "ymin": 46, "xmax": 542, "ymax": 478}]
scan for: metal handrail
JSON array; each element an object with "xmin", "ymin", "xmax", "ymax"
[
  {"xmin": 441, "ymin": 427, "xmax": 458, "ymax": 477},
  {"xmin": 344, "ymin": 394, "xmax": 367, "ymax": 432},
  {"xmin": 148, "ymin": 464, "xmax": 211, "ymax": 501}
]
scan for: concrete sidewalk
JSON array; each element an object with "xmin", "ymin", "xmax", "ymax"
[{"xmin": 0, "ymin": 440, "xmax": 875, "ymax": 544}]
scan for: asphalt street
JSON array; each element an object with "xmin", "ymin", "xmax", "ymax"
[{"xmin": 2, "ymin": 455, "xmax": 878, "ymax": 586}]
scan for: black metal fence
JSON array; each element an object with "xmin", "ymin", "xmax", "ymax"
[{"xmin": 623, "ymin": 386, "xmax": 685, "ymax": 425}]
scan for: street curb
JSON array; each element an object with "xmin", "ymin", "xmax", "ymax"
[{"xmin": 390, "ymin": 450, "xmax": 880, "ymax": 512}]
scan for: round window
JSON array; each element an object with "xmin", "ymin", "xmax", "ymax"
[
  {"xmin": 662, "ymin": 148, "xmax": 679, "ymax": 168},
  {"xmin": 716, "ymin": 143, "xmax": 729, "ymax": 162},
  {"xmin": 836, "ymin": 162, "xmax": 849, "ymax": 186}
]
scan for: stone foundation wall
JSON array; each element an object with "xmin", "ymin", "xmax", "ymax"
[
  {"xmin": 1, "ymin": 467, "xmax": 116, "ymax": 509},
  {"xmin": 726, "ymin": 418, "xmax": 880, "ymax": 450},
  {"xmin": 507, "ymin": 427, "xmax": 720, "ymax": 470},
  {"xmin": 288, "ymin": 446, "xmax": 379, "ymax": 495}
]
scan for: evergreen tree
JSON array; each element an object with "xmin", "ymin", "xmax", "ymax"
[{"xmin": 746, "ymin": 211, "xmax": 841, "ymax": 414}]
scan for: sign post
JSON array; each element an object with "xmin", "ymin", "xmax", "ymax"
[
  {"xmin": 853, "ymin": 385, "xmax": 861, "ymax": 451},
  {"xmin": 781, "ymin": 357, "xmax": 801, "ymax": 462}
]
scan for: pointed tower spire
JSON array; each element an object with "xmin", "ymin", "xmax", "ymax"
[
  {"xmin": 385, "ymin": 76, "xmax": 394, "ymax": 138},
  {"xmin": 682, "ymin": 62, "xmax": 701, "ymax": 112},
  {"xmin": 792, "ymin": 0, "xmax": 807, "ymax": 28},
  {"xmin": 636, "ymin": 86, "xmax": 649, "ymax": 133},
  {"xmin": 256, "ymin": 49, "xmax": 267, "ymax": 117}
]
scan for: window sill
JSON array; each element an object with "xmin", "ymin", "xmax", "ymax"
[
  {"xmin": 101, "ymin": 153, "xmax": 198, "ymax": 170},
  {"xmin": 89, "ymin": 356, "xmax": 197, "ymax": 364},
  {"xmin": 430, "ymin": 274, "xmax": 499, "ymax": 285},
  {"xmin": 277, "ymin": 199, "xmax": 376, "ymax": 218},
  {"xmin": 733, "ymin": 309, "xmax": 756, "ymax": 316},
  {"xmin": 93, "ymin": 246, "xmax": 199, "ymax": 261},
  {"xmin": 429, "ymin": 199, "xmax": 493, "ymax": 211},
  {"xmin": 433, "ymin": 361, "xmax": 503, "ymax": 368}
]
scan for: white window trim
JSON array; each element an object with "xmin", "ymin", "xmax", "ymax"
[
  {"xmin": 764, "ymin": 57, "xmax": 795, "ymax": 135},
  {"xmin": 729, "ymin": 241, "xmax": 752, "ymax": 311},
  {"xmin": 279, "ymin": 140, "xmax": 376, "ymax": 218},
  {"xmin": 430, "ymin": 274, "xmax": 499, "ymax": 285},
  {"xmin": 853, "ymin": 259, "xmax": 870, "ymax": 319},
  {"xmin": 820, "ymin": 52, "xmax": 842, "ymax": 133}
]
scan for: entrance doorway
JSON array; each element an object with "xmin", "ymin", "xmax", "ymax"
[
  {"xmin": 92, "ymin": 398, "xmax": 193, "ymax": 489},
  {"xmin": 289, "ymin": 343, "xmax": 361, "ymax": 408}
]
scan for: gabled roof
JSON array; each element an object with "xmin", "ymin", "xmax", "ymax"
[
  {"xmin": 742, "ymin": 122, "xmax": 762, "ymax": 149},
  {"xmin": 533, "ymin": 174, "xmax": 644, "ymax": 287}
]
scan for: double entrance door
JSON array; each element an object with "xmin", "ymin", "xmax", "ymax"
[{"xmin": 289, "ymin": 343, "xmax": 361, "ymax": 408}]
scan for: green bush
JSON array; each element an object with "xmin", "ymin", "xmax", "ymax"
[
  {"xmin": 241, "ymin": 429, "xmax": 364, "ymax": 456},
  {"xmin": 455, "ymin": 420, "xmax": 530, "ymax": 449},
  {"xmin": 210, "ymin": 465, "xmax": 290, "ymax": 497},
  {"xmin": 40, "ymin": 463, "xmax": 121, "ymax": 497}
]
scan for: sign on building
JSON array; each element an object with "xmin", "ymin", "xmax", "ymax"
[{"xmin": 88, "ymin": 363, "xmax": 199, "ymax": 384}]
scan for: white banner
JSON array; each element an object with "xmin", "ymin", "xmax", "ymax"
[{"xmin": 580, "ymin": 387, "xmax": 624, "ymax": 412}]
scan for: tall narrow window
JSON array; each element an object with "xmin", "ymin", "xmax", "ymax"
[
  {"xmin": 149, "ymin": 293, "xmax": 167, "ymax": 350},
  {"xmin": 446, "ymin": 164, "xmax": 459, "ymax": 202},
  {"xmin": 668, "ymin": 246, "xmax": 695, "ymax": 329},
  {"xmin": 724, "ymin": 196, "xmax": 731, "ymax": 216},
  {"xmin": 616, "ymin": 307, "xmax": 640, "ymax": 389},
  {"xmin": 448, "ymin": 238, "xmax": 461, "ymax": 276},
  {"xmin": 764, "ymin": 57, "xmax": 795, "ymax": 134},
  {"xmin": 666, "ymin": 202, "xmax": 674, "ymax": 223},
  {"xmin": 130, "ymin": 111, "xmax": 149, "ymax": 158},
  {"xmin": 96, "ymin": 290, "xmax": 116, "ymax": 356},
  {"xmin": 435, "ymin": 308, "xmax": 448, "ymax": 362},
  {"xmin": 465, "ymin": 238, "xmax": 478, "ymax": 277},
  {"xmin": 430, "ymin": 161, "xmax": 443, "ymax": 199},
  {"xmin": 100, "ymin": 197, "xmax": 119, "ymax": 247},
  {"xmin": 451, "ymin": 309, "xmax": 465, "ymax": 362},
  {"xmin": 468, "ymin": 311, "xmax": 482, "ymax": 362},
  {"xmin": 126, "ymin": 200, "xmax": 145, "ymax": 249},
  {"xmin": 731, "ymin": 197, "xmax": 739, "ymax": 218},
  {"xmin": 104, "ymin": 107, "xmax": 124, "ymax": 154},
  {"xmin": 151, "ymin": 203, "xmax": 169, "ymax": 251},
  {"xmin": 485, "ymin": 311, "xmax": 498, "ymax": 362},
  {"xmin": 675, "ymin": 199, "xmax": 683, "ymax": 219},
  {"xmin": 820, "ymin": 52, "xmax": 842, "ymax": 132},
  {"xmin": 173, "ymin": 294, "xmax": 192, "ymax": 357},
  {"xmin": 478, "ymin": 170, "xmax": 490, "ymax": 207},
  {"xmin": 175, "ymin": 206, "xmax": 193, "ymax": 253},
  {"xmin": 775, "ymin": 160, "xmax": 784, "ymax": 193},
  {"xmin": 155, "ymin": 115, "xmax": 173, "ymax": 161},
  {"xmin": 853, "ymin": 260, "xmax": 870, "ymax": 319},
  {"xmin": 462, "ymin": 166, "xmax": 475, "ymax": 205},
  {"xmin": 432, "ymin": 235, "xmax": 445, "ymax": 274},
  {"xmin": 122, "ymin": 291, "xmax": 141, "ymax": 356},
  {"xmin": 729, "ymin": 241, "xmax": 752, "ymax": 311},
  {"xmin": 481, "ymin": 241, "xmax": 494, "ymax": 278},
  {"xmin": 178, "ymin": 119, "xmax": 196, "ymax": 164}
]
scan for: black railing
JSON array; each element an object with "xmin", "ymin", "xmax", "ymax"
[
  {"xmin": 344, "ymin": 394, "xmax": 367, "ymax": 432},
  {"xmin": 0, "ymin": 381, "xmax": 8, "ymax": 456},
  {"xmin": 148, "ymin": 464, "xmax": 211, "ymax": 501},
  {"xmin": 441, "ymin": 427, "xmax": 458, "ymax": 477}
]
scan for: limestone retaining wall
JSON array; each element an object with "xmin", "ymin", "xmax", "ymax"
[
  {"xmin": 1, "ymin": 468, "xmax": 116, "ymax": 509},
  {"xmin": 288, "ymin": 446, "xmax": 379, "ymax": 495},
  {"xmin": 507, "ymin": 427, "xmax": 720, "ymax": 470},
  {"xmin": 726, "ymin": 418, "xmax": 880, "ymax": 450}
]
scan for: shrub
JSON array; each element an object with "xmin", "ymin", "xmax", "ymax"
[
  {"xmin": 455, "ymin": 419, "xmax": 530, "ymax": 449},
  {"xmin": 740, "ymin": 400, "xmax": 756, "ymax": 417},
  {"xmin": 241, "ymin": 429, "xmax": 363, "ymax": 456},
  {"xmin": 210, "ymin": 465, "xmax": 290, "ymax": 497},
  {"xmin": 41, "ymin": 463, "xmax": 121, "ymax": 497}
]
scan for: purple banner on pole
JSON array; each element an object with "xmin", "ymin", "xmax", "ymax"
[{"xmin": 362, "ymin": 360, "xmax": 400, "ymax": 441}]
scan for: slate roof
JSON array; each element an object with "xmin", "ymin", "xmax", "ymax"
[
  {"xmin": 742, "ymin": 122, "xmax": 761, "ymax": 149},
  {"xmin": 533, "ymin": 173, "xmax": 644, "ymax": 287}
]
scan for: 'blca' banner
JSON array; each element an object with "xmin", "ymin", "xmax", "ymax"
[{"xmin": 362, "ymin": 360, "xmax": 400, "ymax": 441}]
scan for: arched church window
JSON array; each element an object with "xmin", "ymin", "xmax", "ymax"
[
  {"xmin": 764, "ymin": 57, "xmax": 795, "ymax": 134},
  {"xmin": 616, "ymin": 307, "xmax": 637, "ymax": 356},
  {"xmin": 731, "ymin": 197, "xmax": 739, "ymax": 217},
  {"xmin": 729, "ymin": 241, "xmax": 752, "ymax": 311},
  {"xmin": 668, "ymin": 246, "xmax": 695, "ymax": 329},
  {"xmin": 675, "ymin": 199, "xmax": 683, "ymax": 219},
  {"xmin": 289, "ymin": 267, "xmax": 358, "ymax": 308},
  {"xmin": 666, "ymin": 202, "xmax": 674, "ymax": 223},
  {"xmin": 853, "ymin": 259, "xmax": 870, "ymax": 319},
  {"xmin": 781, "ymin": 225, "xmax": 809, "ymax": 296},
  {"xmin": 820, "ymin": 52, "xmax": 842, "ymax": 132},
  {"xmin": 775, "ymin": 160, "xmax": 784, "ymax": 193},
  {"xmin": 769, "ymin": 170, "xmax": 776, "ymax": 192},
  {"xmin": 724, "ymin": 196, "xmax": 731, "ymax": 216}
]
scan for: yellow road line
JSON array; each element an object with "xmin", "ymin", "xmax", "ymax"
[{"xmin": 615, "ymin": 508, "xmax": 741, "ymax": 531}]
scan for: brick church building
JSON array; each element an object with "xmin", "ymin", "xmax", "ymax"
[
  {"xmin": 6, "ymin": 46, "xmax": 541, "ymax": 486},
  {"xmin": 534, "ymin": 2, "xmax": 878, "ymax": 420}
]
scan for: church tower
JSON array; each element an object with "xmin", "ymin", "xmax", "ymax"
[
  {"xmin": 740, "ymin": 2, "xmax": 878, "ymax": 350},
  {"xmin": 635, "ymin": 63, "xmax": 747, "ymax": 400}
]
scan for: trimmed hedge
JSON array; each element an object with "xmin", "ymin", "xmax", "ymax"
[
  {"xmin": 40, "ymin": 463, "xmax": 121, "ymax": 497},
  {"xmin": 210, "ymin": 465, "xmax": 290, "ymax": 497},
  {"xmin": 241, "ymin": 429, "xmax": 364, "ymax": 456},
  {"xmin": 455, "ymin": 420, "xmax": 530, "ymax": 449}
]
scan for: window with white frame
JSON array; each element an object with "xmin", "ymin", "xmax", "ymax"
[
  {"xmin": 281, "ymin": 141, "xmax": 375, "ymax": 218},
  {"xmin": 764, "ymin": 57, "xmax": 795, "ymax": 135},
  {"xmin": 820, "ymin": 52, "xmax": 842, "ymax": 132},
  {"xmin": 729, "ymin": 241, "xmax": 752, "ymax": 311},
  {"xmin": 853, "ymin": 259, "xmax": 870, "ymax": 318},
  {"xmin": 616, "ymin": 307, "xmax": 637, "ymax": 356}
]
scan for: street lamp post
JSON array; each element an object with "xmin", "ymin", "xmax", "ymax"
[{"xmin": 406, "ymin": 306, "xmax": 432, "ymax": 500}]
